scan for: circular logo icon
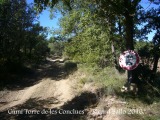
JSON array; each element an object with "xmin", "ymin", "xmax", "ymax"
[{"xmin": 119, "ymin": 50, "xmax": 140, "ymax": 70}]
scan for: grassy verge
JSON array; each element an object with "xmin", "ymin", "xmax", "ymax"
[
  {"xmin": 77, "ymin": 64, "xmax": 127, "ymax": 95},
  {"xmin": 76, "ymin": 64, "xmax": 160, "ymax": 120}
]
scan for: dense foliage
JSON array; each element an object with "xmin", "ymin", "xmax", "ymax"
[
  {"xmin": 0, "ymin": 0, "xmax": 49, "ymax": 72},
  {"xmin": 48, "ymin": 36, "xmax": 64, "ymax": 56},
  {"xmin": 60, "ymin": 8, "xmax": 112, "ymax": 64},
  {"xmin": 34, "ymin": 0, "xmax": 160, "ymax": 95}
]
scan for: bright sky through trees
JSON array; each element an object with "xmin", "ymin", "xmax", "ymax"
[
  {"xmin": 26, "ymin": 0, "xmax": 158, "ymax": 40},
  {"xmin": 27, "ymin": 0, "xmax": 62, "ymax": 39}
]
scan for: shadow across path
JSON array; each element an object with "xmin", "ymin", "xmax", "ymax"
[
  {"xmin": 0, "ymin": 60, "xmax": 77, "ymax": 90},
  {"xmin": 0, "ymin": 92, "xmax": 98, "ymax": 120}
]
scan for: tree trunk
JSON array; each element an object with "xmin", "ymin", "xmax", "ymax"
[
  {"xmin": 152, "ymin": 54, "xmax": 159, "ymax": 74},
  {"xmin": 29, "ymin": 47, "xmax": 32, "ymax": 59},
  {"xmin": 124, "ymin": 14, "xmax": 134, "ymax": 50},
  {"xmin": 111, "ymin": 42, "xmax": 118, "ymax": 68},
  {"xmin": 124, "ymin": 2, "xmax": 135, "ymax": 84},
  {"xmin": 150, "ymin": 53, "xmax": 159, "ymax": 81}
]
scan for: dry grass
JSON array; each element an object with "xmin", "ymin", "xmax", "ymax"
[{"xmin": 74, "ymin": 64, "xmax": 160, "ymax": 120}]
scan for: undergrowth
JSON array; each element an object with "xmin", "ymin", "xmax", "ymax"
[
  {"xmin": 78, "ymin": 64, "xmax": 126, "ymax": 95},
  {"xmin": 77, "ymin": 64, "xmax": 160, "ymax": 120}
]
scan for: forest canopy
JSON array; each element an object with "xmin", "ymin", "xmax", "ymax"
[
  {"xmin": 34, "ymin": 0, "xmax": 159, "ymax": 68},
  {"xmin": 0, "ymin": 0, "xmax": 49, "ymax": 71},
  {"xmin": 33, "ymin": 0, "xmax": 160, "ymax": 91}
]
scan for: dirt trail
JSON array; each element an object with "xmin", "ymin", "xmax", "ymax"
[
  {"xmin": 0, "ymin": 59, "xmax": 125, "ymax": 120},
  {"xmin": 0, "ymin": 76, "xmax": 76, "ymax": 112},
  {"xmin": 0, "ymin": 59, "xmax": 77, "ymax": 112}
]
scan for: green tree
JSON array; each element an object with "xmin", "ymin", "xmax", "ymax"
[
  {"xmin": 33, "ymin": 0, "xmax": 159, "ymax": 79},
  {"xmin": 59, "ymin": 1, "xmax": 111, "ymax": 65},
  {"xmin": 144, "ymin": 7, "xmax": 160, "ymax": 74},
  {"xmin": 48, "ymin": 36, "xmax": 64, "ymax": 56},
  {"xmin": 0, "ymin": 0, "xmax": 49, "ymax": 69}
]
